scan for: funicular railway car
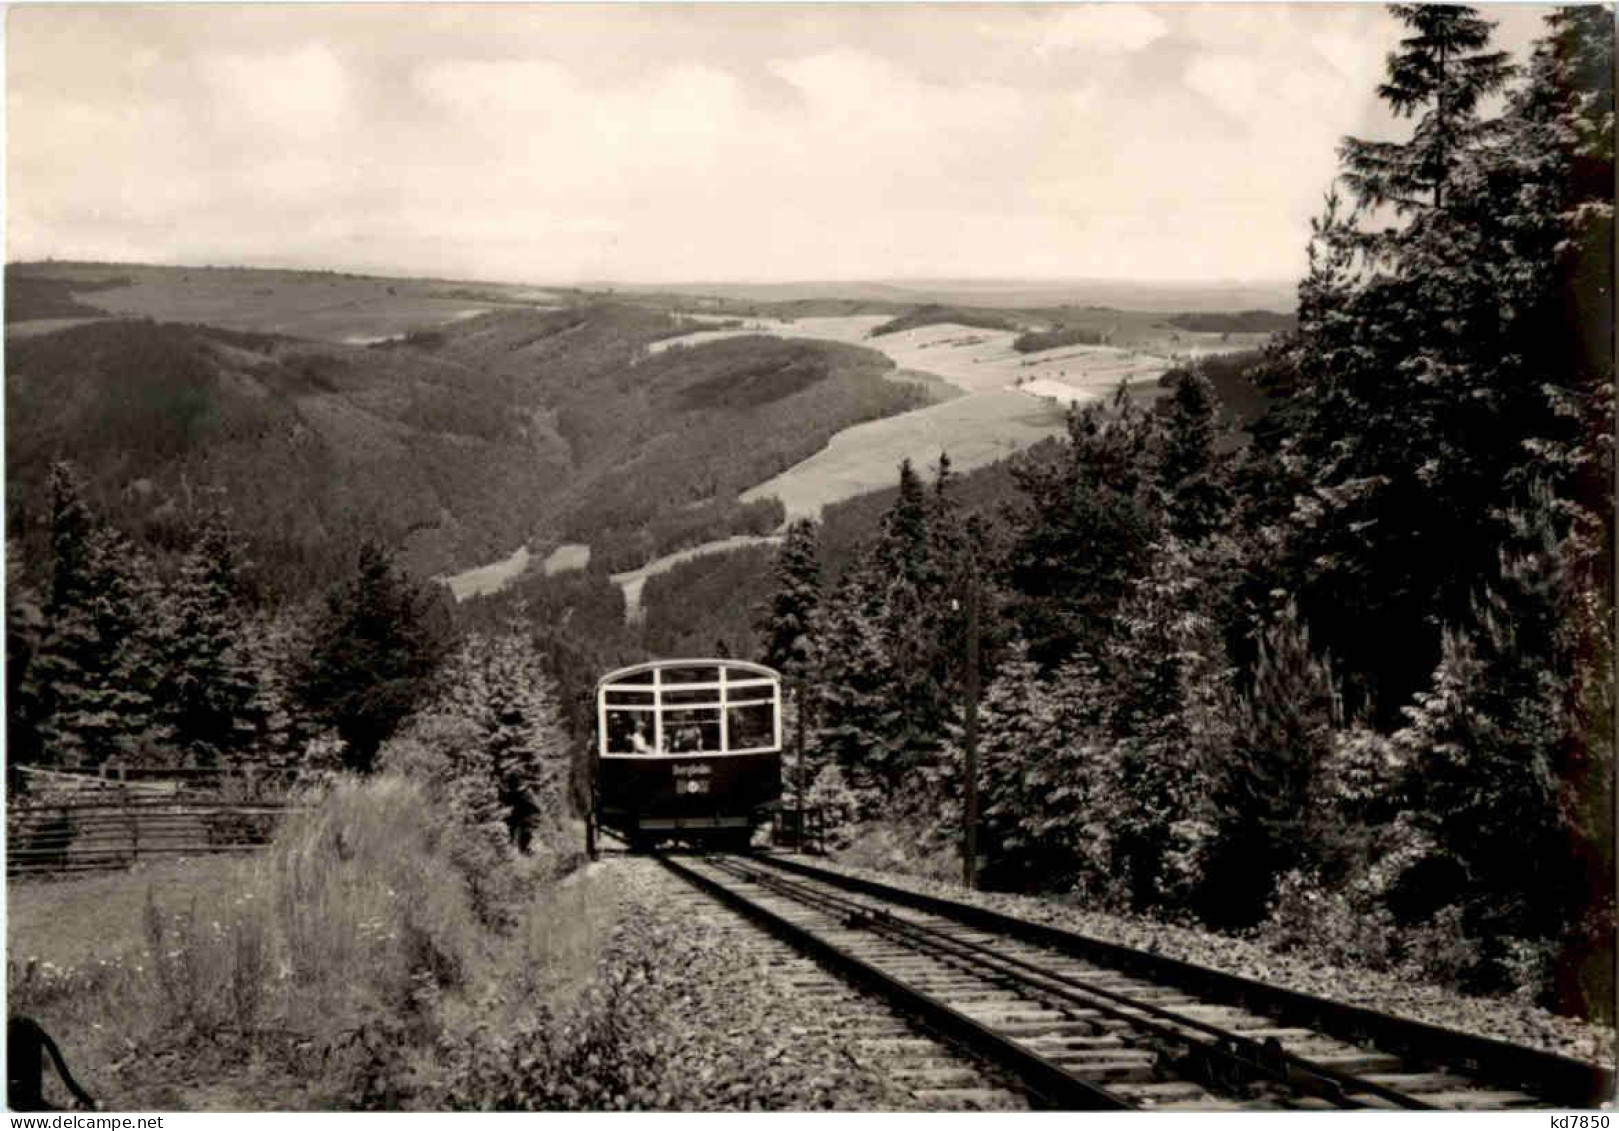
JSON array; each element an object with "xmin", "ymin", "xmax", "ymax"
[{"xmin": 591, "ymin": 659, "xmax": 782, "ymax": 851}]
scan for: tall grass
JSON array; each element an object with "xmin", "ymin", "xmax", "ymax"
[
  {"xmin": 6, "ymin": 773, "xmax": 623, "ymax": 1109},
  {"xmin": 494, "ymin": 868, "xmax": 619, "ymax": 1020},
  {"xmin": 266, "ymin": 776, "xmax": 482, "ymax": 1040},
  {"xmin": 10, "ymin": 775, "xmax": 517, "ymax": 1106}
]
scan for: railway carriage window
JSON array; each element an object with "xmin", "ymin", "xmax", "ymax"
[
  {"xmin": 605, "ymin": 710, "xmax": 657, "ymax": 755},
  {"xmin": 605, "ymin": 710, "xmax": 633, "ymax": 754},
  {"xmin": 662, "ymin": 666, "xmax": 720, "ymax": 686},
  {"xmin": 727, "ymin": 701, "xmax": 775, "ymax": 751},
  {"xmin": 664, "ymin": 687, "xmax": 718, "ymax": 706},
  {"xmin": 664, "ymin": 708, "xmax": 720, "ymax": 752},
  {"xmin": 599, "ymin": 661, "xmax": 781, "ymax": 757}
]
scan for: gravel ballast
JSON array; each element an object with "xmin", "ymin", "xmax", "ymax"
[{"xmin": 599, "ymin": 856, "xmax": 1035, "ymax": 1110}]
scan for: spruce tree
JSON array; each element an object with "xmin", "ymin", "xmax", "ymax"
[
  {"xmin": 21, "ymin": 465, "xmax": 165, "ymax": 771},
  {"xmin": 34, "ymin": 521, "xmax": 161, "ymax": 770},
  {"xmin": 475, "ymin": 633, "xmax": 570, "ymax": 851},
  {"xmin": 1267, "ymin": 6, "xmax": 1600, "ymax": 722},
  {"xmin": 289, "ymin": 540, "xmax": 455, "ymax": 773},
  {"xmin": 1395, "ymin": 489, "xmax": 1613, "ymax": 1004},
  {"xmin": 879, "ymin": 458, "xmax": 931, "ymax": 587},
  {"xmin": 812, "ymin": 564, "xmax": 891, "ymax": 803},
  {"xmin": 875, "ymin": 456, "xmax": 971, "ymax": 786},
  {"xmin": 7, "ymin": 544, "xmax": 48, "ymax": 772},
  {"xmin": 759, "ymin": 518, "xmax": 822, "ymax": 681},
  {"xmin": 1199, "ymin": 604, "xmax": 1341, "ymax": 929},
  {"xmin": 1004, "ymin": 388, "xmax": 1159, "ymax": 669},
  {"xmin": 1102, "ymin": 539, "xmax": 1227, "ymax": 912},
  {"xmin": 1340, "ymin": 4, "xmax": 1514, "ymax": 214},
  {"xmin": 46, "ymin": 462, "xmax": 93, "ymax": 615},
  {"xmin": 973, "ymin": 642, "xmax": 1056, "ymax": 891},
  {"xmin": 759, "ymin": 517, "xmax": 824, "ymax": 807},
  {"xmin": 1028, "ymin": 652, "xmax": 1120, "ymax": 899},
  {"xmin": 1158, "ymin": 370, "xmax": 1231, "ymax": 544},
  {"xmin": 152, "ymin": 510, "xmax": 265, "ymax": 767}
]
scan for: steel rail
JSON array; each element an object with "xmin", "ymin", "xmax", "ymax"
[
  {"xmin": 657, "ymin": 852, "xmax": 1134, "ymax": 1110},
  {"xmin": 708, "ymin": 855, "xmax": 1427, "ymax": 1110},
  {"xmin": 757, "ymin": 852, "xmax": 1617, "ymax": 1108}
]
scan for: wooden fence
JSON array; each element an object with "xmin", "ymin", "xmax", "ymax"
[{"xmin": 7, "ymin": 765, "xmax": 302, "ymax": 876}]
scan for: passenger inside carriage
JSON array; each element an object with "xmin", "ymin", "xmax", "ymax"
[
  {"xmin": 667, "ymin": 711, "xmax": 722, "ymax": 752},
  {"xmin": 630, "ymin": 719, "xmax": 654, "ymax": 754},
  {"xmin": 606, "ymin": 711, "xmax": 658, "ymax": 755}
]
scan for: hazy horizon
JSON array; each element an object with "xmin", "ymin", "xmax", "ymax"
[{"xmin": 8, "ymin": 257, "xmax": 1301, "ymax": 312}]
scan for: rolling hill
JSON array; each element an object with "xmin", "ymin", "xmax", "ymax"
[
  {"xmin": 4, "ymin": 284, "xmax": 931, "ymax": 595},
  {"xmin": 5, "ymin": 318, "xmax": 573, "ymax": 589}
]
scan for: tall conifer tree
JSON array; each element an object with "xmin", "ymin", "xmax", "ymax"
[
  {"xmin": 759, "ymin": 518, "xmax": 822, "ymax": 681},
  {"xmin": 152, "ymin": 510, "xmax": 264, "ymax": 766},
  {"xmin": 1340, "ymin": 4, "xmax": 1513, "ymax": 213},
  {"xmin": 289, "ymin": 540, "xmax": 455, "ymax": 773}
]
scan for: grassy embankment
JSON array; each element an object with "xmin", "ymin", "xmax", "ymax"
[
  {"xmin": 8, "ymin": 775, "xmax": 914, "ymax": 1111},
  {"xmin": 7, "ymin": 777, "xmax": 603, "ymax": 1109}
]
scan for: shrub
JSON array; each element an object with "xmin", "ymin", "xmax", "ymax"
[
  {"xmin": 1396, "ymin": 905, "xmax": 1484, "ymax": 989},
  {"xmin": 837, "ymin": 820, "xmax": 961, "ymax": 886},
  {"xmin": 380, "ymin": 716, "xmax": 516, "ymax": 926},
  {"xmin": 805, "ymin": 763, "xmax": 862, "ymax": 849},
  {"xmin": 1259, "ymin": 868, "xmax": 1398, "ymax": 971}
]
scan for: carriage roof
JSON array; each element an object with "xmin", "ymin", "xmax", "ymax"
[{"xmin": 595, "ymin": 658, "xmax": 780, "ymax": 689}]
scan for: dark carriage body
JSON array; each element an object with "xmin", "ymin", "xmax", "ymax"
[{"xmin": 593, "ymin": 659, "xmax": 783, "ymax": 849}]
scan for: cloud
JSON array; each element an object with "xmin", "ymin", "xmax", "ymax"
[
  {"xmin": 1310, "ymin": 27, "xmax": 1386, "ymax": 84},
  {"xmin": 19, "ymin": 4, "xmax": 1535, "ymax": 284},
  {"xmin": 1032, "ymin": 5, "xmax": 1169, "ymax": 56},
  {"xmin": 198, "ymin": 44, "xmax": 354, "ymax": 141},
  {"xmin": 411, "ymin": 57, "xmax": 579, "ymax": 118},
  {"xmin": 1183, "ymin": 54, "xmax": 1264, "ymax": 121},
  {"xmin": 770, "ymin": 49, "xmax": 1025, "ymax": 150},
  {"xmin": 411, "ymin": 56, "xmax": 749, "ymax": 188}
]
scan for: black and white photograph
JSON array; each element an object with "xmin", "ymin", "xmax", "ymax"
[{"xmin": 4, "ymin": 0, "xmax": 1614, "ymax": 1114}]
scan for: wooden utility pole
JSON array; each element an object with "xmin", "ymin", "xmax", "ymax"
[
  {"xmin": 963, "ymin": 553, "xmax": 980, "ymax": 890},
  {"xmin": 794, "ymin": 676, "xmax": 807, "ymax": 850}
]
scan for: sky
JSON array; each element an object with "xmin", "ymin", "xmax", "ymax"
[{"xmin": 5, "ymin": 3, "xmax": 1560, "ymax": 287}]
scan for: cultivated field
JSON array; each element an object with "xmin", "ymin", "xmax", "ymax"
[
  {"xmin": 656, "ymin": 311, "xmax": 1260, "ymax": 525},
  {"xmin": 441, "ymin": 542, "xmax": 591, "ymax": 601},
  {"xmin": 649, "ymin": 311, "xmax": 1266, "ymax": 397},
  {"xmin": 441, "ymin": 545, "xmax": 533, "ymax": 601},
  {"xmin": 740, "ymin": 391, "xmax": 1069, "ymax": 523},
  {"xmin": 612, "ymin": 532, "xmax": 784, "ymax": 620},
  {"xmin": 82, "ymin": 278, "xmax": 501, "ymax": 344}
]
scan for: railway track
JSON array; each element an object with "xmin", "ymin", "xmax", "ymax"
[
  {"xmin": 635, "ymin": 855, "xmax": 1029, "ymax": 1109},
  {"xmin": 660, "ymin": 851, "xmax": 1615, "ymax": 1112}
]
